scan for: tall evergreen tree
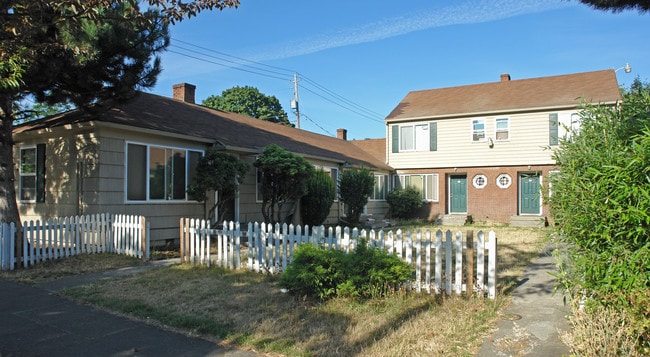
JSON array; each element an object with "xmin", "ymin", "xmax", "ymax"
[{"xmin": 0, "ymin": 0, "xmax": 239, "ymax": 223}]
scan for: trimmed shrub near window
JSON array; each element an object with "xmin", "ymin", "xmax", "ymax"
[
  {"xmin": 386, "ymin": 187, "xmax": 423, "ymax": 219},
  {"xmin": 300, "ymin": 169, "xmax": 336, "ymax": 226}
]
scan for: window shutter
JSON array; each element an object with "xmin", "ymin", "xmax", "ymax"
[
  {"xmin": 36, "ymin": 144, "xmax": 46, "ymax": 203},
  {"xmin": 391, "ymin": 125, "xmax": 399, "ymax": 153},
  {"xmin": 429, "ymin": 122, "xmax": 437, "ymax": 151},
  {"xmin": 549, "ymin": 113, "xmax": 559, "ymax": 146}
]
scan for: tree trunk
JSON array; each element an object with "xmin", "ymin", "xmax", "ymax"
[{"xmin": 0, "ymin": 96, "xmax": 20, "ymax": 224}]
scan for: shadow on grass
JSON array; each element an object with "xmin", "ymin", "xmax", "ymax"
[{"xmin": 62, "ymin": 264, "xmax": 451, "ymax": 356}]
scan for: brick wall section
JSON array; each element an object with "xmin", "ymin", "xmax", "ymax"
[{"xmin": 400, "ymin": 164, "xmax": 556, "ymax": 224}]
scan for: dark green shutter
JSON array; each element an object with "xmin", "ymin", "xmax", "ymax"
[
  {"xmin": 36, "ymin": 143, "xmax": 45, "ymax": 203},
  {"xmin": 391, "ymin": 125, "xmax": 399, "ymax": 153},
  {"xmin": 549, "ymin": 113, "xmax": 559, "ymax": 145},
  {"xmin": 429, "ymin": 122, "xmax": 437, "ymax": 151}
]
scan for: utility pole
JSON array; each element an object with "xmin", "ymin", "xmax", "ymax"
[{"xmin": 291, "ymin": 72, "xmax": 300, "ymax": 129}]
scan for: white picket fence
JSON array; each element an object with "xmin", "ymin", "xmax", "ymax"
[
  {"xmin": 0, "ymin": 213, "xmax": 150, "ymax": 270},
  {"xmin": 180, "ymin": 219, "xmax": 497, "ymax": 299}
]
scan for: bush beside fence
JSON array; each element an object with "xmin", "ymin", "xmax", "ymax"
[
  {"xmin": 180, "ymin": 219, "xmax": 497, "ymax": 299},
  {"xmin": 0, "ymin": 213, "xmax": 149, "ymax": 271}
]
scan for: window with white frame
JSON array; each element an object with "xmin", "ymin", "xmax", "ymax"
[
  {"xmin": 19, "ymin": 145, "xmax": 45, "ymax": 202},
  {"xmin": 395, "ymin": 174, "xmax": 439, "ymax": 201},
  {"xmin": 371, "ymin": 174, "xmax": 388, "ymax": 200},
  {"xmin": 496, "ymin": 174, "xmax": 512, "ymax": 189},
  {"xmin": 399, "ymin": 124, "xmax": 431, "ymax": 151},
  {"xmin": 472, "ymin": 119, "xmax": 486, "ymax": 142},
  {"xmin": 472, "ymin": 174, "xmax": 487, "ymax": 189},
  {"xmin": 495, "ymin": 117, "xmax": 509, "ymax": 140},
  {"xmin": 126, "ymin": 143, "xmax": 202, "ymax": 201}
]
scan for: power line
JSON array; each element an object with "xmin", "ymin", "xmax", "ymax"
[
  {"xmin": 299, "ymin": 85, "xmax": 385, "ymax": 123},
  {"xmin": 167, "ymin": 49, "xmax": 290, "ymax": 82},
  {"xmin": 301, "ymin": 113, "xmax": 335, "ymax": 136},
  {"xmin": 168, "ymin": 38, "xmax": 386, "ymax": 125},
  {"xmin": 299, "ymin": 75, "xmax": 385, "ymax": 119}
]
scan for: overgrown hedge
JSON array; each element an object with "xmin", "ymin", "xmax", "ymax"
[
  {"xmin": 279, "ymin": 240, "xmax": 413, "ymax": 300},
  {"xmin": 549, "ymin": 79, "xmax": 650, "ymax": 353}
]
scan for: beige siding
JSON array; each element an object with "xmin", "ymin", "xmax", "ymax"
[
  {"xmin": 388, "ymin": 110, "xmax": 576, "ymax": 169},
  {"xmin": 15, "ymin": 131, "xmax": 98, "ymax": 222}
]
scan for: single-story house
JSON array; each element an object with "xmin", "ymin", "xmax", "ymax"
[
  {"xmin": 13, "ymin": 83, "xmax": 391, "ymax": 244},
  {"xmin": 384, "ymin": 70, "xmax": 622, "ymax": 226}
]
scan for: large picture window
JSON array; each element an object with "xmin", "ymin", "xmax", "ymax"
[
  {"xmin": 19, "ymin": 145, "xmax": 45, "ymax": 202},
  {"xmin": 395, "ymin": 174, "xmax": 439, "ymax": 201},
  {"xmin": 126, "ymin": 143, "xmax": 201, "ymax": 202}
]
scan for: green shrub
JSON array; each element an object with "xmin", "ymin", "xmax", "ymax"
[
  {"xmin": 549, "ymin": 78, "xmax": 650, "ymax": 350},
  {"xmin": 278, "ymin": 244, "xmax": 346, "ymax": 300},
  {"xmin": 386, "ymin": 187, "xmax": 423, "ymax": 219},
  {"xmin": 279, "ymin": 240, "xmax": 414, "ymax": 300},
  {"xmin": 300, "ymin": 169, "xmax": 336, "ymax": 226},
  {"xmin": 338, "ymin": 168, "xmax": 374, "ymax": 226}
]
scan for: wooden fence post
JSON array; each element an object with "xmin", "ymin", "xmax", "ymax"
[
  {"xmin": 140, "ymin": 216, "xmax": 147, "ymax": 261},
  {"xmin": 466, "ymin": 230, "xmax": 474, "ymax": 297},
  {"xmin": 179, "ymin": 218, "xmax": 186, "ymax": 263}
]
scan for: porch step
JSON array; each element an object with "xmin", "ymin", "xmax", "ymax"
[
  {"xmin": 509, "ymin": 215, "xmax": 547, "ymax": 228},
  {"xmin": 436, "ymin": 214, "xmax": 472, "ymax": 226}
]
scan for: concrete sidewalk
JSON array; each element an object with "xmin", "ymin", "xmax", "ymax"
[
  {"xmin": 476, "ymin": 246, "xmax": 571, "ymax": 356},
  {"xmin": 0, "ymin": 260, "xmax": 262, "ymax": 357}
]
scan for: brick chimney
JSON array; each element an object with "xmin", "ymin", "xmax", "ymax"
[
  {"xmin": 337, "ymin": 128, "xmax": 347, "ymax": 140},
  {"xmin": 500, "ymin": 73, "xmax": 511, "ymax": 82},
  {"xmin": 173, "ymin": 83, "xmax": 196, "ymax": 104}
]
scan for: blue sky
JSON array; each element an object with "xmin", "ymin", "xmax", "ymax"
[{"xmin": 150, "ymin": 0, "xmax": 650, "ymax": 140}]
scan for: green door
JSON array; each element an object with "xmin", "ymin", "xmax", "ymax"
[
  {"xmin": 519, "ymin": 173, "xmax": 541, "ymax": 214},
  {"xmin": 450, "ymin": 175, "xmax": 467, "ymax": 213}
]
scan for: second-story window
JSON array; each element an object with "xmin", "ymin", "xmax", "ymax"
[
  {"xmin": 472, "ymin": 119, "xmax": 486, "ymax": 142},
  {"xmin": 495, "ymin": 117, "xmax": 509, "ymax": 140},
  {"xmin": 392, "ymin": 123, "xmax": 437, "ymax": 153}
]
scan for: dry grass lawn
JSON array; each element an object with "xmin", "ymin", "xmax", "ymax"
[{"xmin": 2, "ymin": 225, "xmax": 551, "ymax": 356}]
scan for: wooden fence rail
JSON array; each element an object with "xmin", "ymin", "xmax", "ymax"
[
  {"xmin": 0, "ymin": 213, "xmax": 149, "ymax": 270},
  {"xmin": 180, "ymin": 219, "xmax": 497, "ymax": 299}
]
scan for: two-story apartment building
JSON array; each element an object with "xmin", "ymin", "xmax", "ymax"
[{"xmin": 385, "ymin": 70, "xmax": 621, "ymax": 225}]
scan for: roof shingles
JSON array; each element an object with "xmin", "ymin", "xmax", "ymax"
[
  {"xmin": 386, "ymin": 70, "xmax": 622, "ymax": 121},
  {"xmin": 14, "ymin": 92, "xmax": 390, "ymax": 170}
]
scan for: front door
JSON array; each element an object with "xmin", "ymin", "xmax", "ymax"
[
  {"xmin": 449, "ymin": 175, "xmax": 467, "ymax": 213},
  {"xmin": 519, "ymin": 173, "xmax": 541, "ymax": 214}
]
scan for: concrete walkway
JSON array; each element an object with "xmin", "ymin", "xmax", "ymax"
[
  {"xmin": 0, "ymin": 260, "xmax": 263, "ymax": 357},
  {"xmin": 476, "ymin": 246, "xmax": 571, "ymax": 356}
]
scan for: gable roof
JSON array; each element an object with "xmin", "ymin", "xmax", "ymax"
[
  {"xmin": 350, "ymin": 138, "xmax": 386, "ymax": 165},
  {"xmin": 386, "ymin": 70, "xmax": 622, "ymax": 122},
  {"xmin": 14, "ymin": 91, "xmax": 391, "ymax": 171}
]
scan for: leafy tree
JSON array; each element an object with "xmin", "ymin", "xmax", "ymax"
[
  {"xmin": 300, "ymin": 169, "xmax": 336, "ymax": 226},
  {"xmin": 578, "ymin": 0, "xmax": 650, "ymax": 13},
  {"xmin": 339, "ymin": 168, "xmax": 374, "ymax": 226},
  {"xmin": 202, "ymin": 86, "xmax": 293, "ymax": 126},
  {"xmin": 1, "ymin": 0, "xmax": 239, "ymax": 224},
  {"xmin": 254, "ymin": 144, "xmax": 314, "ymax": 223},
  {"xmin": 187, "ymin": 148, "xmax": 250, "ymax": 223},
  {"xmin": 549, "ymin": 79, "xmax": 650, "ymax": 351}
]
